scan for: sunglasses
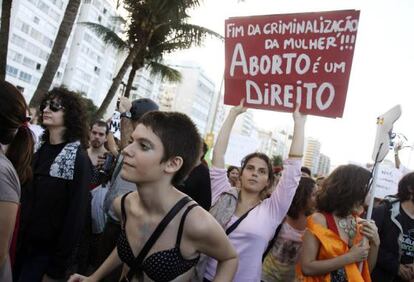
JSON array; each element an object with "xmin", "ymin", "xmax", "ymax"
[{"xmin": 40, "ymin": 100, "xmax": 64, "ymax": 112}]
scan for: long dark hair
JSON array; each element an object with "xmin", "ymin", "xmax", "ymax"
[
  {"xmin": 316, "ymin": 164, "xmax": 371, "ymax": 217},
  {"xmin": 0, "ymin": 81, "xmax": 34, "ymax": 184},
  {"xmin": 287, "ymin": 177, "xmax": 316, "ymax": 219},
  {"xmin": 40, "ymin": 88, "xmax": 89, "ymax": 148}
]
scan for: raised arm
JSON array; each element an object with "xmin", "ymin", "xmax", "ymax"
[
  {"xmin": 289, "ymin": 105, "xmax": 306, "ymax": 158},
  {"xmin": 119, "ymin": 97, "xmax": 134, "ymax": 150},
  {"xmin": 394, "ymin": 143, "xmax": 402, "ymax": 169},
  {"xmin": 212, "ymin": 99, "xmax": 246, "ymax": 169},
  {"xmin": 266, "ymin": 105, "xmax": 305, "ymax": 220}
]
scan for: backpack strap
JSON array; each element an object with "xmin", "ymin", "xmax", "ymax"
[
  {"xmin": 124, "ymin": 196, "xmax": 192, "ymax": 281},
  {"xmin": 225, "ymin": 204, "xmax": 258, "ymax": 235}
]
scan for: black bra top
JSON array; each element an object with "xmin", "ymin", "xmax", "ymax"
[{"xmin": 117, "ymin": 192, "xmax": 200, "ymax": 282}]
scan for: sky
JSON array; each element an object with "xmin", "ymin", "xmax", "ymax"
[{"xmin": 168, "ymin": 0, "xmax": 414, "ymax": 168}]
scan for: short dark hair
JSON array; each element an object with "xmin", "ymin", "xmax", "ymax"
[
  {"xmin": 240, "ymin": 152, "xmax": 275, "ymax": 191},
  {"xmin": 316, "ymin": 164, "xmax": 371, "ymax": 217},
  {"xmin": 40, "ymin": 87, "xmax": 89, "ymax": 148},
  {"xmin": 287, "ymin": 177, "xmax": 316, "ymax": 219},
  {"xmin": 139, "ymin": 111, "xmax": 200, "ymax": 186},
  {"xmin": 227, "ymin": 166, "xmax": 239, "ymax": 177},
  {"xmin": 91, "ymin": 120, "xmax": 109, "ymax": 135},
  {"xmin": 0, "ymin": 81, "xmax": 34, "ymax": 184},
  {"xmin": 301, "ymin": 166, "xmax": 312, "ymax": 176},
  {"xmin": 397, "ymin": 172, "xmax": 414, "ymax": 202}
]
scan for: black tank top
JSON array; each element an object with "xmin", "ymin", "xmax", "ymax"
[{"xmin": 117, "ymin": 192, "xmax": 200, "ymax": 281}]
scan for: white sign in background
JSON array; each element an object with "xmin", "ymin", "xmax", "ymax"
[
  {"xmin": 224, "ymin": 134, "xmax": 260, "ymax": 167},
  {"xmin": 373, "ymin": 163, "xmax": 402, "ymax": 199}
]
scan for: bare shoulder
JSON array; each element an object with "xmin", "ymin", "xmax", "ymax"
[
  {"xmin": 113, "ymin": 191, "xmax": 138, "ymax": 218},
  {"xmin": 311, "ymin": 212, "xmax": 327, "ymax": 227},
  {"xmin": 184, "ymin": 205, "xmax": 222, "ymax": 240}
]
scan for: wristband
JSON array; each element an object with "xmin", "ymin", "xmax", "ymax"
[
  {"xmin": 120, "ymin": 111, "xmax": 132, "ymax": 119},
  {"xmin": 288, "ymin": 154, "xmax": 303, "ymax": 158}
]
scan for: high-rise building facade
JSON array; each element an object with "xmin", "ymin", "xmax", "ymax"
[
  {"xmin": 62, "ymin": 0, "xmax": 123, "ymax": 105},
  {"xmin": 158, "ymin": 62, "xmax": 216, "ymax": 136},
  {"xmin": 2, "ymin": 0, "xmax": 124, "ymax": 104},
  {"xmin": 303, "ymin": 137, "xmax": 321, "ymax": 175},
  {"xmin": 3, "ymin": 0, "xmax": 71, "ymax": 101},
  {"xmin": 128, "ymin": 67, "xmax": 163, "ymax": 103},
  {"xmin": 317, "ymin": 153, "xmax": 331, "ymax": 176},
  {"xmin": 232, "ymin": 110, "xmax": 255, "ymax": 137}
]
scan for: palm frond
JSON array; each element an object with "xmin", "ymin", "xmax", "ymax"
[
  {"xmin": 110, "ymin": 16, "xmax": 127, "ymax": 25},
  {"xmin": 166, "ymin": 22, "xmax": 223, "ymax": 48},
  {"xmin": 81, "ymin": 22, "xmax": 128, "ymax": 51},
  {"xmin": 147, "ymin": 61, "xmax": 182, "ymax": 83}
]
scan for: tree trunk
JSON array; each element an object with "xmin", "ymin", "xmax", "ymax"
[
  {"xmin": 124, "ymin": 60, "xmax": 143, "ymax": 98},
  {"xmin": 95, "ymin": 47, "xmax": 139, "ymax": 118},
  {"xmin": 0, "ymin": 0, "xmax": 13, "ymax": 81},
  {"xmin": 29, "ymin": 0, "xmax": 81, "ymax": 107}
]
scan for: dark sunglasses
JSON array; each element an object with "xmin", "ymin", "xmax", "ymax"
[{"xmin": 40, "ymin": 100, "xmax": 64, "ymax": 112}]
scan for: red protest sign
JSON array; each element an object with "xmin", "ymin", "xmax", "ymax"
[{"xmin": 224, "ymin": 10, "xmax": 360, "ymax": 118}]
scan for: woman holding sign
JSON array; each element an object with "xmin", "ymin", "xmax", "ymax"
[
  {"xmin": 299, "ymin": 165, "xmax": 380, "ymax": 281},
  {"xmin": 201, "ymin": 100, "xmax": 306, "ymax": 282}
]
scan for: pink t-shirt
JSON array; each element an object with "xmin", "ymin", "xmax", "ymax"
[{"xmin": 204, "ymin": 159, "xmax": 301, "ymax": 281}]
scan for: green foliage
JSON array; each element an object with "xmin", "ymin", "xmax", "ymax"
[
  {"xmin": 271, "ymin": 155, "xmax": 283, "ymax": 167},
  {"xmin": 80, "ymin": 95, "xmax": 98, "ymax": 124},
  {"xmin": 81, "ymin": 22, "xmax": 128, "ymax": 51},
  {"xmin": 95, "ymin": 0, "xmax": 224, "ymax": 115},
  {"xmin": 147, "ymin": 62, "xmax": 182, "ymax": 82}
]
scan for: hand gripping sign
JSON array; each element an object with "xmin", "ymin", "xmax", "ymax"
[{"xmin": 224, "ymin": 10, "xmax": 360, "ymax": 118}]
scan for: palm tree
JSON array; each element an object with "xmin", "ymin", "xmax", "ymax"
[
  {"xmin": 83, "ymin": 21, "xmax": 183, "ymax": 100},
  {"xmin": 0, "ymin": 0, "xmax": 13, "ymax": 81},
  {"xmin": 94, "ymin": 0, "xmax": 223, "ymax": 118},
  {"xmin": 29, "ymin": 0, "xmax": 81, "ymax": 107}
]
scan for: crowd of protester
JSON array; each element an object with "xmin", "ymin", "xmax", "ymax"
[{"xmin": 1, "ymin": 81, "xmax": 414, "ymax": 282}]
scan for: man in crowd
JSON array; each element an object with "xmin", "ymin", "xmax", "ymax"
[
  {"xmin": 372, "ymin": 172, "xmax": 414, "ymax": 281},
  {"xmin": 75, "ymin": 121, "xmax": 110, "ymax": 274},
  {"xmin": 87, "ymin": 121, "xmax": 109, "ymax": 189}
]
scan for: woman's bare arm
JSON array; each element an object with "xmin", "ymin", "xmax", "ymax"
[
  {"xmin": 301, "ymin": 213, "xmax": 369, "ymax": 276},
  {"xmin": 187, "ymin": 208, "xmax": 238, "ymax": 281},
  {"xmin": 212, "ymin": 99, "xmax": 246, "ymax": 169}
]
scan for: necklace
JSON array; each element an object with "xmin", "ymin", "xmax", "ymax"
[{"xmin": 338, "ymin": 215, "xmax": 357, "ymax": 246}]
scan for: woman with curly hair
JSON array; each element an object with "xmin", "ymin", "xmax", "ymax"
[
  {"xmin": 14, "ymin": 88, "xmax": 91, "ymax": 282},
  {"xmin": 0, "ymin": 81, "xmax": 34, "ymax": 282},
  {"xmin": 299, "ymin": 165, "xmax": 380, "ymax": 281}
]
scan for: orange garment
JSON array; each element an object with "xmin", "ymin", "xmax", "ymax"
[{"xmin": 297, "ymin": 216, "xmax": 371, "ymax": 282}]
